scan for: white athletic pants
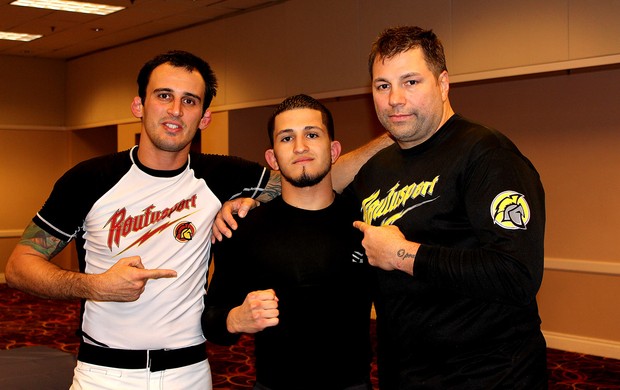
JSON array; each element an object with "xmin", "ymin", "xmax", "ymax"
[{"xmin": 70, "ymin": 359, "xmax": 212, "ymax": 389}]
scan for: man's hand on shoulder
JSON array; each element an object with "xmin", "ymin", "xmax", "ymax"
[{"xmin": 211, "ymin": 198, "xmax": 260, "ymax": 243}]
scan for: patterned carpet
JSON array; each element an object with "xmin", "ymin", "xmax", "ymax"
[{"xmin": 1, "ymin": 283, "xmax": 619, "ymax": 389}]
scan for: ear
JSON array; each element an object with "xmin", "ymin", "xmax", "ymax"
[
  {"xmin": 264, "ymin": 149, "xmax": 279, "ymax": 171},
  {"xmin": 198, "ymin": 110, "xmax": 212, "ymax": 130},
  {"xmin": 330, "ymin": 140, "xmax": 342, "ymax": 164},
  {"xmin": 439, "ymin": 70, "xmax": 450, "ymax": 101},
  {"xmin": 131, "ymin": 97, "xmax": 143, "ymax": 118}
]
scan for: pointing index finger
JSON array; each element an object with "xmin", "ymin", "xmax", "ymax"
[
  {"xmin": 142, "ymin": 269, "xmax": 177, "ymax": 280},
  {"xmin": 353, "ymin": 221, "xmax": 367, "ymax": 232}
]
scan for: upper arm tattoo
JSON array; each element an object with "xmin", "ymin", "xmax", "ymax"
[
  {"xmin": 255, "ymin": 170, "xmax": 281, "ymax": 203},
  {"xmin": 19, "ymin": 221, "xmax": 68, "ymax": 260}
]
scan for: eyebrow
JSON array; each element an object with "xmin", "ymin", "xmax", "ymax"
[
  {"xmin": 275, "ymin": 125, "xmax": 324, "ymax": 137},
  {"xmin": 374, "ymin": 72, "xmax": 421, "ymax": 83},
  {"xmin": 303, "ymin": 125, "xmax": 323, "ymax": 131}
]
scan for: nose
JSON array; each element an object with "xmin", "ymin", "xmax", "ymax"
[
  {"xmin": 293, "ymin": 137, "xmax": 308, "ymax": 153},
  {"xmin": 168, "ymin": 99, "xmax": 183, "ymax": 117},
  {"xmin": 388, "ymin": 86, "xmax": 405, "ymax": 107}
]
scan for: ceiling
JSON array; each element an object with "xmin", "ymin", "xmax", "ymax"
[{"xmin": 0, "ymin": 0, "xmax": 286, "ymax": 60}]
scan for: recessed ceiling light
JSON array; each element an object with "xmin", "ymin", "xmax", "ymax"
[
  {"xmin": 10, "ymin": 0, "xmax": 125, "ymax": 16},
  {"xmin": 0, "ymin": 31, "xmax": 42, "ymax": 41}
]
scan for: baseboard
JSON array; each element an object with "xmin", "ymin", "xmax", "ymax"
[{"xmin": 544, "ymin": 330, "xmax": 620, "ymax": 360}]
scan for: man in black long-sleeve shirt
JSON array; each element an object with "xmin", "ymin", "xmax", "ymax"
[
  {"xmin": 203, "ymin": 94, "xmax": 373, "ymax": 390},
  {"xmin": 348, "ymin": 26, "xmax": 548, "ymax": 389}
]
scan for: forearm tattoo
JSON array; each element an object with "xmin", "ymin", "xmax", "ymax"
[
  {"xmin": 397, "ymin": 249, "xmax": 416, "ymax": 260},
  {"xmin": 20, "ymin": 221, "xmax": 67, "ymax": 259},
  {"xmin": 256, "ymin": 171, "xmax": 282, "ymax": 203}
]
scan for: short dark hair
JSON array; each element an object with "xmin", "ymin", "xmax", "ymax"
[
  {"xmin": 136, "ymin": 50, "xmax": 217, "ymax": 112},
  {"xmin": 368, "ymin": 26, "xmax": 447, "ymax": 79},
  {"xmin": 266, "ymin": 94, "xmax": 334, "ymax": 146}
]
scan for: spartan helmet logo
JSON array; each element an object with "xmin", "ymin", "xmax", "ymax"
[
  {"xmin": 490, "ymin": 191, "xmax": 530, "ymax": 230},
  {"xmin": 174, "ymin": 221, "xmax": 196, "ymax": 243}
]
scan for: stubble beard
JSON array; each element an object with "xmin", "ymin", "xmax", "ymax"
[
  {"xmin": 381, "ymin": 111, "xmax": 418, "ymax": 142},
  {"xmin": 282, "ymin": 164, "xmax": 331, "ymax": 188},
  {"xmin": 146, "ymin": 122, "xmax": 195, "ymax": 153},
  {"xmin": 380, "ymin": 112, "xmax": 436, "ymax": 148}
]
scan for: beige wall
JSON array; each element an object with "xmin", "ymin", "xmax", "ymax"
[
  {"xmin": 0, "ymin": 0, "xmax": 619, "ymax": 358},
  {"xmin": 0, "ymin": 56, "xmax": 65, "ymax": 128},
  {"xmin": 0, "ymin": 129, "xmax": 65, "ymax": 274},
  {"xmin": 0, "ymin": 54, "xmax": 69, "ymax": 273},
  {"xmin": 0, "ymin": 130, "xmax": 69, "ymax": 229},
  {"xmin": 63, "ymin": 0, "xmax": 620, "ymax": 129},
  {"xmin": 0, "ymin": 126, "xmax": 116, "ymax": 275}
]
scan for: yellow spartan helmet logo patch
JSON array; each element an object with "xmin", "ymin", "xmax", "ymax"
[{"xmin": 490, "ymin": 191, "xmax": 530, "ymax": 230}]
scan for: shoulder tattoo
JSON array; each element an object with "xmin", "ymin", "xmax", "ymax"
[{"xmin": 20, "ymin": 221, "xmax": 68, "ymax": 259}]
